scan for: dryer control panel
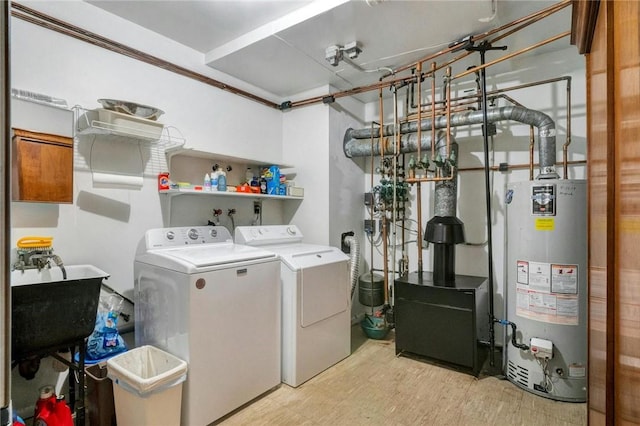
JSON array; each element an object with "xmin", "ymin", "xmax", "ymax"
[
  {"xmin": 145, "ymin": 226, "xmax": 233, "ymax": 248},
  {"xmin": 235, "ymin": 225, "xmax": 303, "ymax": 246}
]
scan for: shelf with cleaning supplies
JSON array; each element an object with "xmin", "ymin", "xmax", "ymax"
[{"xmin": 159, "ymin": 188, "xmax": 303, "ymax": 200}]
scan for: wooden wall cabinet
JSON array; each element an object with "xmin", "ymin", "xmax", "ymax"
[{"xmin": 12, "ymin": 128, "xmax": 73, "ymax": 203}]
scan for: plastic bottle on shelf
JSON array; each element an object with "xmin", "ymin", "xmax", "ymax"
[
  {"xmin": 217, "ymin": 170, "xmax": 227, "ymax": 192},
  {"xmin": 245, "ymin": 167, "xmax": 253, "ymax": 184},
  {"xmin": 204, "ymin": 173, "xmax": 211, "ymax": 191},
  {"xmin": 210, "ymin": 168, "xmax": 219, "ymax": 191}
]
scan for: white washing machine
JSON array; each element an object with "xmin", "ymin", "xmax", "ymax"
[
  {"xmin": 235, "ymin": 225, "xmax": 351, "ymax": 387},
  {"xmin": 134, "ymin": 226, "xmax": 281, "ymax": 426}
]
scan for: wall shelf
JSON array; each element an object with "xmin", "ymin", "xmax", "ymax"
[
  {"xmin": 159, "ymin": 188, "xmax": 303, "ymax": 201},
  {"xmin": 73, "ymin": 106, "xmax": 185, "ymax": 148},
  {"xmin": 165, "ymin": 146, "xmax": 293, "ymax": 171}
]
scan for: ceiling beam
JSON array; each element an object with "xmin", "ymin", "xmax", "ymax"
[{"xmin": 204, "ymin": 0, "xmax": 349, "ymax": 65}]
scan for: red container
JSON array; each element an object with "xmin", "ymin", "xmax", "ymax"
[
  {"xmin": 158, "ymin": 172, "xmax": 170, "ymax": 191},
  {"xmin": 34, "ymin": 385, "xmax": 73, "ymax": 426}
]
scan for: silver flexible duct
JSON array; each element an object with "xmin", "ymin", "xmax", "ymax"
[
  {"xmin": 344, "ymin": 235, "xmax": 360, "ymax": 299},
  {"xmin": 434, "ymin": 138, "xmax": 459, "ymax": 217},
  {"xmin": 345, "ymin": 130, "xmax": 448, "ymax": 157},
  {"xmin": 343, "ymin": 106, "xmax": 558, "ymax": 179}
]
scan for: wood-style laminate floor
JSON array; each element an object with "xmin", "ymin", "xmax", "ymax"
[{"xmin": 217, "ymin": 326, "xmax": 587, "ymax": 426}]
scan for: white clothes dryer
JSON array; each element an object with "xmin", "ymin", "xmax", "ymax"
[
  {"xmin": 134, "ymin": 226, "xmax": 280, "ymax": 425},
  {"xmin": 235, "ymin": 225, "xmax": 351, "ymax": 387}
]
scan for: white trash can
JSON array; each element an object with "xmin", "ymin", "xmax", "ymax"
[{"xmin": 106, "ymin": 345, "xmax": 187, "ymax": 426}]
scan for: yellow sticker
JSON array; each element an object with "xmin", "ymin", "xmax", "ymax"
[{"xmin": 535, "ymin": 218, "xmax": 555, "ymax": 231}]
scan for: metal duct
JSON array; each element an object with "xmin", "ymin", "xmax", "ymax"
[
  {"xmin": 344, "ymin": 235, "xmax": 360, "ymax": 299},
  {"xmin": 434, "ymin": 137, "xmax": 459, "ymax": 217},
  {"xmin": 344, "ymin": 129, "xmax": 448, "ymax": 158},
  {"xmin": 343, "ymin": 106, "xmax": 559, "ymax": 179}
]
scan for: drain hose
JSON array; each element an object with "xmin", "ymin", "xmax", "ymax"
[{"xmin": 344, "ymin": 235, "xmax": 360, "ymax": 299}]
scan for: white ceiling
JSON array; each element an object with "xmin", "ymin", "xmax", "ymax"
[{"xmin": 86, "ymin": 0, "xmax": 572, "ymax": 103}]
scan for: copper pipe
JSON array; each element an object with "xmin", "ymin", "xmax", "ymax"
[
  {"xmin": 10, "ymin": 3, "xmax": 280, "ymax": 109},
  {"xmin": 485, "ymin": 5, "xmax": 567, "ymax": 48},
  {"xmin": 379, "ymin": 89, "xmax": 385, "ymax": 159},
  {"xmin": 415, "ymin": 76, "xmax": 573, "ymax": 111},
  {"xmin": 416, "ymin": 62, "xmax": 423, "ymax": 274},
  {"xmin": 369, "ymin": 119, "xmax": 376, "ymax": 315},
  {"xmin": 406, "ymin": 173, "xmax": 456, "ymax": 184},
  {"xmin": 390, "ymin": 85, "xmax": 400, "ymax": 305},
  {"xmin": 292, "ymin": 2, "xmax": 571, "ymax": 109},
  {"xmin": 431, "ymin": 63, "xmax": 437, "ymax": 161},
  {"xmin": 453, "ymin": 31, "xmax": 571, "ymax": 81},
  {"xmin": 11, "ymin": 1, "xmax": 571, "ymax": 111},
  {"xmin": 378, "ymin": 88, "xmax": 389, "ymax": 305},
  {"xmin": 563, "ymin": 77, "xmax": 572, "ymax": 179},
  {"xmin": 336, "ymin": 0, "xmax": 569, "ymax": 101},
  {"xmin": 529, "ymin": 126, "xmax": 535, "ymax": 181},
  {"xmin": 290, "ymin": 74, "xmax": 418, "ymax": 109},
  {"xmin": 445, "ymin": 67, "xmax": 452, "ymax": 161},
  {"xmin": 405, "ymin": 2, "xmax": 569, "ymax": 90},
  {"xmin": 410, "ymin": 4, "xmax": 569, "ymax": 92},
  {"xmin": 407, "ymin": 104, "xmax": 474, "ymax": 121},
  {"xmin": 416, "ymin": 63, "xmax": 423, "ymax": 167},
  {"xmin": 390, "ymin": 0, "xmax": 570, "ymax": 76},
  {"xmin": 458, "ymin": 160, "xmax": 586, "ymax": 173}
]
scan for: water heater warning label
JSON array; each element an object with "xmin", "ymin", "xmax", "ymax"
[
  {"xmin": 535, "ymin": 218, "xmax": 555, "ymax": 231},
  {"xmin": 551, "ymin": 264, "xmax": 578, "ymax": 294},
  {"xmin": 516, "ymin": 259, "xmax": 579, "ymax": 325},
  {"xmin": 517, "ymin": 261, "xmax": 528, "ymax": 284},
  {"xmin": 532, "ymin": 184, "xmax": 556, "ymax": 216}
]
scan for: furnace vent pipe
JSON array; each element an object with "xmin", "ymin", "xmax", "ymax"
[
  {"xmin": 344, "ymin": 130, "xmax": 449, "ymax": 158},
  {"xmin": 434, "ymin": 137, "xmax": 459, "ymax": 217},
  {"xmin": 343, "ymin": 106, "xmax": 558, "ymax": 179}
]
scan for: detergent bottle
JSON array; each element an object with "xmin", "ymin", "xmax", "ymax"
[{"xmin": 33, "ymin": 385, "xmax": 73, "ymax": 426}]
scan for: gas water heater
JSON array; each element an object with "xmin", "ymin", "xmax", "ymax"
[{"xmin": 505, "ymin": 179, "xmax": 587, "ymax": 402}]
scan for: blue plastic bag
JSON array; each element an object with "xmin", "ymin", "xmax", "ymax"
[{"xmin": 86, "ymin": 293, "xmax": 127, "ymax": 360}]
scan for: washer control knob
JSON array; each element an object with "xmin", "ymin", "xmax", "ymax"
[
  {"xmin": 210, "ymin": 228, "xmax": 218, "ymax": 238},
  {"xmin": 287, "ymin": 227, "xmax": 296, "ymax": 235},
  {"xmin": 188, "ymin": 228, "xmax": 199, "ymax": 240},
  {"xmin": 166, "ymin": 231, "xmax": 175, "ymax": 240}
]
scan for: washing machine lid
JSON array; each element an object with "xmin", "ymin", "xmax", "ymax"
[
  {"xmin": 137, "ymin": 243, "xmax": 277, "ymax": 273},
  {"xmin": 267, "ymin": 244, "xmax": 349, "ymax": 271}
]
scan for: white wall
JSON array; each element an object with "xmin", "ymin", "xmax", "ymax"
[
  {"xmin": 10, "ymin": 3, "xmax": 284, "ymax": 297},
  {"xmin": 9, "ymin": 2, "xmax": 286, "ymax": 416},
  {"xmin": 282, "ymin": 87, "xmax": 331, "ymax": 245},
  {"xmin": 328, "ymin": 97, "xmax": 367, "ymax": 319}
]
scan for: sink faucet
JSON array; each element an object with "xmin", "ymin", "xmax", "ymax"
[{"xmin": 12, "ymin": 249, "xmax": 67, "ymax": 280}]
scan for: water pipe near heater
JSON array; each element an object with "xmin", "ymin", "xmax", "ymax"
[{"xmin": 462, "ymin": 38, "xmax": 506, "ymax": 369}]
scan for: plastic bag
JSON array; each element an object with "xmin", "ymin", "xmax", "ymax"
[{"xmin": 86, "ymin": 293, "xmax": 127, "ymax": 361}]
